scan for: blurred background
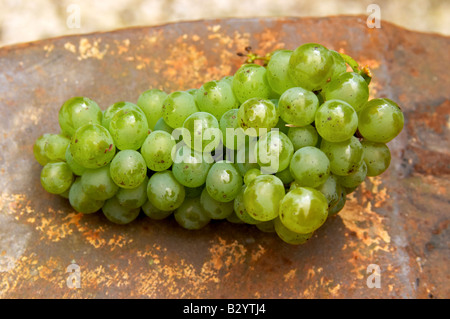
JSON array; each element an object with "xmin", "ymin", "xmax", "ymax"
[{"xmin": 0, "ymin": 0, "xmax": 448, "ymax": 47}]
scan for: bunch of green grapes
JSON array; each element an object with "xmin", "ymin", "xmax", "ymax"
[{"xmin": 33, "ymin": 42, "xmax": 404, "ymax": 245}]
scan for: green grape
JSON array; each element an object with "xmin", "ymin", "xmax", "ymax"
[
  {"xmin": 59, "ymin": 188, "xmax": 70, "ymax": 199},
  {"xmin": 140, "ymin": 131, "xmax": 175, "ymax": 171},
  {"xmin": 361, "ymin": 140, "xmax": 391, "ymax": 176},
  {"xmin": 337, "ymin": 161, "xmax": 368, "ymax": 188},
  {"xmin": 315, "ymin": 174, "xmax": 342, "ymax": 209},
  {"xmin": 109, "ymin": 108, "xmax": 149, "ymax": 150},
  {"xmin": 162, "ymin": 91, "xmax": 199, "ymax": 128},
  {"xmin": 185, "ymin": 186, "xmax": 204, "ymax": 199},
  {"xmin": 243, "ymin": 174, "xmax": 285, "ymax": 221},
  {"xmin": 235, "ymin": 141, "xmax": 259, "ymax": 176},
  {"xmin": 186, "ymin": 88, "xmax": 198, "ymax": 96},
  {"xmin": 274, "ymin": 116, "xmax": 290, "ymax": 135},
  {"xmin": 115, "ymin": 176, "xmax": 148, "ymax": 208},
  {"xmin": 110, "ymin": 150, "xmax": 147, "ymax": 189},
  {"xmin": 275, "ymin": 168, "xmax": 294, "ymax": 185},
  {"xmin": 182, "ymin": 111, "xmax": 221, "ymax": 152},
  {"xmin": 80, "ymin": 164, "xmax": 119, "ymax": 200},
  {"xmin": 315, "ymin": 99, "xmax": 358, "ymax": 142},
  {"xmin": 174, "ymin": 197, "xmax": 210, "ymax": 230},
  {"xmin": 195, "ymin": 79, "xmax": 239, "ymax": 119},
  {"xmin": 69, "ymin": 178, "xmax": 104, "ymax": 214},
  {"xmin": 329, "ymin": 50, "xmax": 347, "ymax": 79},
  {"xmin": 219, "ymin": 109, "xmax": 246, "ymax": 150},
  {"xmin": 244, "ymin": 168, "xmax": 261, "ymax": 185},
  {"xmin": 328, "ymin": 187, "xmax": 346, "ymax": 216},
  {"xmin": 237, "ymin": 98, "xmax": 279, "ymax": 137},
  {"xmin": 58, "ymin": 97, "xmax": 102, "ymax": 136},
  {"xmin": 358, "ymin": 98, "xmax": 404, "ymax": 143},
  {"xmin": 226, "ymin": 210, "xmax": 245, "ymax": 224},
  {"xmin": 287, "ymin": 125, "xmax": 319, "ymax": 151},
  {"xmin": 206, "ymin": 161, "xmax": 242, "ymax": 202},
  {"xmin": 234, "ymin": 185, "xmax": 261, "ymax": 225},
  {"xmin": 153, "ymin": 117, "xmax": 174, "ymax": 134},
  {"xmin": 102, "ymin": 196, "xmax": 140, "ymax": 225},
  {"xmin": 221, "ymin": 75, "xmax": 234, "ymax": 86},
  {"xmin": 266, "ymin": 50, "xmax": 297, "ymax": 95},
  {"xmin": 172, "ymin": 145, "xmax": 212, "ymax": 188},
  {"xmin": 278, "ymin": 87, "xmax": 319, "ymax": 127},
  {"xmin": 256, "ymin": 219, "xmax": 276, "ymax": 233},
  {"xmin": 279, "ymin": 187, "xmax": 328, "ymax": 234},
  {"xmin": 142, "ymin": 200, "xmax": 173, "ymax": 220},
  {"xmin": 320, "ymin": 136, "xmax": 363, "ymax": 176},
  {"xmin": 70, "ymin": 124, "xmax": 116, "ymax": 169},
  {"xmin": 200, "ymin": 187, "xmax": 234, "ymax": 220},
  {"xmin": 232, "ymin": 63, "xmax": 272, "ymax": 103},
  {"xmin": 136, "ymin": 89, "xmax": 168, "ymax": 130},
  {"xmin": 255, "ymin": 131, "xmax": 294, "ymax": 174},
  {"xmin": 147, "ymin": 170, "xmax": 185, "ymax": 211},
  {"xmin": 33, "ymin": 134, "xmax": 51, "ymax": 166},
  {"xmin": 45, "ymin": 134, "xmax": 70, "ymax": 162},
  {"xmin": 288, "ymin": 43, "xmax": 334, "ymax": 91},
  {"xmin": 290, "ymin": 146, "xmax": 330, "ymax": 188},
  {"xmin": 40, "ymin": 162, "xmax": 74, "ymax": 194},
  {"xmin": 65, "ymin": 145, "xmax": 86, "ymax": 176},
  {"xmin": 102, "ymin": 101, "xmax": 145, "ymax": 130},
  {"xmin": 274, "ymin": 217, "xmax": 313, "ymax": 245},
  {"xmin": 323, "ymin": 72, "xmax": 369, "ymax": 112}
]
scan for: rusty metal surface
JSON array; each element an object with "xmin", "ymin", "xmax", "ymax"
[{"xmin": 0, "ymin": 16, "xmax": 449, "ymax": 299}]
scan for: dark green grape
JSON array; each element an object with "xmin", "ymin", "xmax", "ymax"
[
  {"xmin": 33, "ymin": 133, "xmax": 51, "ymax": 166},
  {"xmin": 279, "ymin": 187, "xmax": 328, "ymax": 234},
  {"xmin": 110, "ymin": 150, "xmax": 147, "ymax": 189},
  {"xmin": 361, "ymin": 140, "xmax": 391, "ymax": 176},
  {"xmin": 80, "ymin": 164, "xmax": 119, "ymax": 200},
  {"xmin": 102, "ymin": 196, "xmax": 140, "ymax": 225},
  {"xmin": 137, "ymin": 89, "xmax": 168, "ymax": 130},
  {"xmin": 69, "ymin": 178, "xmax": 104, "ymax": 214},
  {"xmin": 147, "ymin": 170, "xmax": 185, "ymax": 211},
  {"xmin": 358, "ymin": 98, "xmax": 404, "ymax": 143},
  {"xmin": 315, "ymin": 174, "xmax": 342, "ymax": 209},
  {"xmin": 45, "ymin": 133, "xmax": 70, "ymax": 162},
  {"xmin": 234, "ymin": 185, "xmax": 261, "ymax": 225},
  {"xmin": 328, "ymin": 188, "xmax": 346, "ymax": 216},
  {"xmin": 256, "ymin": 219, "xmax": 276, "ymax": 233},
  {"xmin": 142, "ymin": 200, "xmax": 173, "ymax": 220},
  {"xmin": 153, "ymin": 117, "xmax": 174, "ymax": 134},
  {"xmin": 337, "ymin": 161, "xmax": 368, "ymax": 188},
  {"xmin": 65, "ymin": 145, "xmax": 86, "ymax": 176},
  {"xmin": 243, "ymin": 168, "xmax": 261, "ymax": 185},
  {"xmin": 274, "ymin": 217, "xmax": 313, "ymax": 245},
  {"xmin": 70, "ymin": 124, "xmax": 116, "ymax": 169},
  {"xmin": 58, "ymin": 97, "xmax": 102, "ymax": 136},
  {"xmin": 40, "ymin": 162, "xmax": 74, "ymax": 194},
  {"xmin": 115, "ymin": 176, "xmax": 149, "ymax": 209},
  {"xmin": 288, "ymin": 43, "xmax": 334, "ymax": 91},
  {"xmin": 320, "ymin": 136, "xmax": 363, "ymax": 176},
  {"xmin": 172, "ymin": 145, "xmax": 212, "ymax": 188},
  {"xmin": 174, "ymin": 197, "xmax": 210, "ymax": 230},
  {"xmin": 200, "ymin": 187, "xmax": 234, "ymax": 220},
  {"xmin": 275, "ymin": 168, "xmax": 294, "ymax": 185}
]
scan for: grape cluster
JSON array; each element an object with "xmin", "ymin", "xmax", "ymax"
[{"xmin": 33, "ymin": 43, "xmax": 404, "ymax": 245}]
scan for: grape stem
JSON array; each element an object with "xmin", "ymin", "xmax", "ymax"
[
  {"xmin": 339, "ymin": 52, "xmax": 372, "ymax": 85},
  {"xmin": 237, "ymin": 46, "xmax": 272, "ymax": 66}
]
